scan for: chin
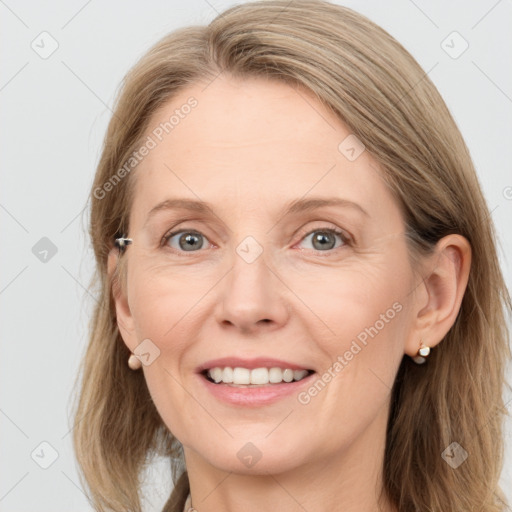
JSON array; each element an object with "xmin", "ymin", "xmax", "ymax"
[{"xmin": 189, "ymin": 435, "xmax": 311, "ymax": 476}]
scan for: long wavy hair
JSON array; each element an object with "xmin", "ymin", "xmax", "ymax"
[{"xmin": 70, "ymin": 1, "xmax": 512, "ymax": 510}]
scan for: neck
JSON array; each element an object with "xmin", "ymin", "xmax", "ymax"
[{"xmin": 183, "ymin": 402, "xmax": 396, "ymax": 512}]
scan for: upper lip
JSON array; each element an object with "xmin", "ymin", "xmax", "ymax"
[{"xmin": 196, "ymin": 357, "xmax": 314, "ymax": 373}]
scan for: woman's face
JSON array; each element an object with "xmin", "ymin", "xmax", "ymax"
[{"xmin": 113, "ymin": 74, "xmax": 421, "ymax": 474}]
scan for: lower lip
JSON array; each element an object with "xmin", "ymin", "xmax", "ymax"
[{"xmin": 198, "ymin": 372, "xmax": 316, "ymax": 407}]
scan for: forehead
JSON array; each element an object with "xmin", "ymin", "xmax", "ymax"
[
  {"xmin": 143, "ymin": 75, "xmax": 351, "ymax": 167},
  {"xmin": 130, "ymin": 74, "xmax": 399, "ymax": 226}
]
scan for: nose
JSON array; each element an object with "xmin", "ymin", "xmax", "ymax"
[{"xmin": 215, "ymin": 242, "xmax": 290, "ymax": 335}]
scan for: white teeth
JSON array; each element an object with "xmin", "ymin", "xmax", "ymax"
[
  {"xmin": 293, "ymin": 369, "xmax": 308, "ymax": 381},
  {"xmin": 210, "ymin": 367, "xmax": 222, "ymax": 383},
  {"xmin": 206, "ymin": 366, "xmax": 311, "ymax": 385},
  {"xmin": 269, "ymin": 367, "xmax": 282, "ymax": 383},
  {"xmin": 283, "ymin": 369, "xmax": 294, "ymax": 382},
  {"xmin": 233, "ymin": 367, "xmax": 250, "ymax": 384},
  {"xmin": 250, "ymin": 368, "xmax": 268, "ymax": 385},
  {"xmin": 222, "ymin": 367, "xmax": 233, "ymax": 383}
]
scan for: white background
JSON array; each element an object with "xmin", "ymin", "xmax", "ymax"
[{"xmin": 1, "ymin": 0, "xmax": 511, "ymax": 510}]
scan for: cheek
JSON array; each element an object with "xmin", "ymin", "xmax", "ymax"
[
  {"xmin": 127, "ymin": 263, "xmax": 209, "ymax": 341},
  {"xmin": 297, "ymin": 259, "xmax": 409, "ymax": 409},
  {"xmin": 126, "ymin": 271, "xmax": 197, "ymax": 437},
  {"xmin": 298, "ymin": 262, "xmax": 407, "ymax": 347}
]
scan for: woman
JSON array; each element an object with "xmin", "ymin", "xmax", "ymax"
[{"xmin": 71, "ymin": 1, "xmax": 511, "ymax": 511}]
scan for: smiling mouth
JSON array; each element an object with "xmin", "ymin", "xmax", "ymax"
[{"xmin": 201, "ymin": 367, "xmax": 316, "ymax": 387}]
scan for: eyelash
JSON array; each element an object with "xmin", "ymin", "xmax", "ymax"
[{"xmin": 160, "ymin": 225, "xmax": 352, "ymax": 257}]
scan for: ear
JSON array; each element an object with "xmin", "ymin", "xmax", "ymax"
[
  {"xmin": 107, "ymin": 247, "xmax": 137, "ymax": 349},
  {"xmin": 404, "ymin": 234, "xmax": 471, "ymax": 357}
]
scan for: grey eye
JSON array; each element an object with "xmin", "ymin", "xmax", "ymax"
[
  {"xmin": 165, "ymin": 231, "xmax": 209, "ymax": 252},
  {"xmin": 299, "ymin": 229, "xmax": 345, "ymax": 251}
]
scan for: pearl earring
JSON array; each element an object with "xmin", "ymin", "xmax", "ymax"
[
  {"xmin": 412, "ymin": 341, "xmax": 430, "ymax": 364},
  {"xmin": 128, "ymin": 353, "xmax": 142, "ymax": 370}
]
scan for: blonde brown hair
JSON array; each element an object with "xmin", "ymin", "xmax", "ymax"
[{"xmin": 71, "ymin": 1, "xmax": 512, "ymax": 510}]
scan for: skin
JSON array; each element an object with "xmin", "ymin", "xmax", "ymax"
[{"xmin": 108, "ymin": 74, "xmax": 471, "ymax": 512}]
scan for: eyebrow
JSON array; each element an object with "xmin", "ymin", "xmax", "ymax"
[{"xmin": 144, "ymin": 196, "xmax": 369, "ymax": 226}]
